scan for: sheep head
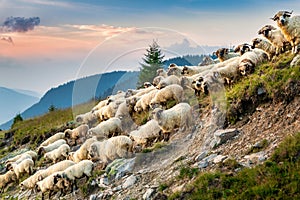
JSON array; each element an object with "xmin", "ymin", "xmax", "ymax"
[
  {"xmin": 271, "ymin": 11, "xmax": 293, "ymax": 26},
  {"xmin": 64, "ymin": 129, "xmax": 72, "ymax": 138},
  {"xmin": 216, "ymin": 48, "xmax": 228, "ymax": 58},
  {"xmin": 181, "ymin": 66, "xmax": 189, "ymax": 75},
  {"xmin": 156, "ymin": 81, "xmax": 167, "ymax": 89},
  {"xmin": 238, "ymin": 59, "xmax": 255, "ymax": 76},
  {"xmin": 168, "ymin": 63, "xmax": 177, "ymax": 69},
  {"xmin": 234, "ymin": 43, "xmax": 252, "ymax": 55},
  {"xmin": 252, "ymin": 38, "xmax": 263, "ymax": 49},
  {"xmin": 143, "ymin": 82, "xmax": 152, "ymax": 88}
]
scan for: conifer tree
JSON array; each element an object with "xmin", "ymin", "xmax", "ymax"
[{"xmin": 137, "ymin": 40, "xmax": 164, "ymax": 87}]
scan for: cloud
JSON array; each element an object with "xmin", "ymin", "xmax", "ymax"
[
  {"xmin": 65, "ymin": 24, "xmax": 136, "ymax": 38},
  {"xmin": 1, "ymin": 16, "xmax": 40, "ymax": 33},
  {"xmin": 19, "ymin": 0, "xmax": 74, "ymax": 8}
]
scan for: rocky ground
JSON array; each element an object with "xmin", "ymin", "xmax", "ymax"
[
  {"xmin": 2, "ymin": 75, "xmax": 300, "ymax": 200},
  {"xmin": 74, "ymin": 96, "xmax": 299, "ymax": 200}
]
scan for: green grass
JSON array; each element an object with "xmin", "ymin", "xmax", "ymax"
[
  {"xmin": 168, "ymin": 132, "xmax": 300, "ymax": 200},
  {"xmin": 141, "ymin": 142, "xmax": 167, "ymax": 153},
  {"xmin": 0, "ymin": 101, "xmax": 96, "ymax": 160},
  {"xmin": 226, "ymin": 53, "xmax": 300, "ymax": 124}
]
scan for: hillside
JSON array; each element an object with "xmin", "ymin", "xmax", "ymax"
[
  {"xmin": 0, "ymin": 52, "xmax": 299, "ymax": 200},
  {"xmin": 0, "ymin": 87, "xmax": 39, "ymax": 126},
  {"xmin": 0, "ymin": 71, "xmax": 139, "ymax": 130}
]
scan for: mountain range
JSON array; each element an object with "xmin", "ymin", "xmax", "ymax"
[
  {"xmin": 0, "ymin": 71, "xmax": 139, "ymax": 130},
  {"xmin": 0, "ymin": 87, "xmax": 40, "ymax": 127}
]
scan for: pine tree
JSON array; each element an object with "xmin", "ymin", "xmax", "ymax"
[{"xmin": 137, "ymin": 40, "xmax": 164, "ymax": 88}]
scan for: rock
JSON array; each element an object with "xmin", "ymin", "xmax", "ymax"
[
  {"xmin": 89, "ymin": 194, "xmax": 98, "ymax": 200},
  {"xmin": 213, "ymin": 155, "xmax": 227, "ymax": 164},
  {"xmin": 204, "ymin": 153, "xmax": 218, "ymax": 162},
  {"xmin": 214, "ymin": 129, "xmax": 240, "ymax": 146},
  {"xmin": 112, "ymin": 185, "xmax": 123, "ymax": 192},
  {"xmin": 99, "ymin": 175, "xmax": 109, "ymax": 186},
  {"xmin": 290, "ymin": 54, "xmax": 300, "ymax": 67},
  {"xmin": 122, "ymin": 175, "xmax": 137, "ymax": 189},
  {"xmin": 244, "ymin": 151, "xmax": 267, "ymax": 165},
  {"xmin": 257, "ymin": 87, "xmax": 266, "ymax": 95},
  {"xmin": 106, "ymin": 158, "xmax": 135, "ymax": 180},
  {"xmin": 172, "ymin": 183, "xmax": 185, "ymax": 193},
  {"xmin": 198, "ymin": 160, "xmax": 208, "ymax": 169},
  {"xmin": 195, "ymin": 151, "xmax": 208, "ymax": 162},
  {"xmin": 143, "ymin": 188, "xmax": 155, "ymax": 200}
]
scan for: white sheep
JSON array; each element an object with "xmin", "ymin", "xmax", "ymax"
[
  {"xmin": 166, "ymin": 65, "xmax": 184, "ymax": 77},
  {"xmin": 215, "ymin": 48, "xmax": 240, "ymax": 62},
  {"xmin": 88, "ymin": 136, "xmax": 133, "ymax": 164},
  {"xmin": 271, "ymin": 11, "xmax": 300, "ymax": 54},
  {"xmin": 150, "ymin": 84, "xmax": 184, "ymax": 109},
  {"xmin": 0, "ymin": 170, "xmax": 17, "ymax": 192},
  {"xmin": 39, "ymin": 132, "xmax": 65, "ymax": 147},
  {"xmin": 93, "ymin": 101, "xmax": 119, "ymax": 121},
  {"xmin": 44, "ymin": 144, "xmax": 71, "ymax": 163},
  {"xmin": 129, "ymin": 119, "xmax": 161, "ymax": 148},
  {"xmin": 54, "ymin": 160, "xmax": 93, "ymax": 192},
  {"xmin": 35, "ymin": 171, "xmax": 69, "ymax": 200},
  {"xmin": 134, "ymin": 89, "xmax": 159, "ymax": 112},
  {"xmin": 156, "ymin": 68, "xmax": 168, "ymax": 77},
  {"xmin": 11, "ymin": 158, "xmax": 34, "ymax": 179},
  {"xmin": 20, "ymin": 169, "xmax": 45, "ymax": 190},
  {"xmin": 258, "ymin": 24, "xmax": 290, "ymax": 55},
  {"xmin": 152, "ymin": 103, "xmax": 193, "ymax": 140},
  {"xmin": 38, "ymin": 160, "xmax": 76, "ymax": 181},
  {"xmin": 5, "ymin": 153, "xmax": 33, "ymax": 170},
  {"xmin": 238, "ymin": 48, "xmax": 268, "ymax": 76},
  {"xmin": 252, "ymin": 37, "xmax": 276, "ymax": 59},
  {"xmin": 88, "ymin": 117, "xmax": 123, "ymax": 139},
  {"xmin": 64, "ymin": 124, "xmax": 89, "ymax": 145},
  {"xmin": 234, "ymin": 43, "xmax": 252, "ymax": 55},
  {"xmin": 68, "ymin": 137, "xmax": 98, "ymax": 163},
  {"xmin": 193, "ymin": 71, "xmax": 224, "ymax": 96},
  {"xmin": 75, "ymin": 111, "xmax": 98, "ymax": 127},
  {"xmin": 91, "ymin": 99, "xmax": 108, "ymax": 113},
  {"xmin": 213, "ymin": 55, "xmax": 242, "ymax": 85},
  {"xmin": 115, "ymin": 101, "xmax": 131, "ymax": 119},
  {"xmin": 133, "ymin": 86, "xmax": 156, "ymax": 97},
  {"xmin": 5, "ymin": 150, "xmax": 37, "ymax": 164},
  {"xmin": 156, "ymin": 75, "xmax": 181, "ymax": 89},
  {"xmin": 37, "ymin": 139, "xmax": 67, "ymax": 156},
  {"xmin": 152, "ymin": 76, "xmax": 165, "ymax": 86},
  {"xmin": 106, "ymin": 91, "xmax": 126, "ymax": 105}
]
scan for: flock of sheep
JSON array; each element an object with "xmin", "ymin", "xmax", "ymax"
[{"xmin": 0, "ymin": 10, "xmax": 300, "ymax": 199}]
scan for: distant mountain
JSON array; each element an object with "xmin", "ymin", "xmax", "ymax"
[
  {"xmin": 0, "ymin": 87, "xmax": 40, "ymax": 126},
  {"xmin": 163, "ymin": 54, "xmax": 216, "ymax": 68},
  {"xmin": 0, "ymin": 71, "xmax": 139, "ymax": 130},
  {"xmin": 13, "ymin": 89, "xmax": 42, "ymax": 98}
]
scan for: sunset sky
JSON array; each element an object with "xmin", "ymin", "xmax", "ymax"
[{"xmin": 0, "ymin": 0, "xmax": 299, "ymax": 94}]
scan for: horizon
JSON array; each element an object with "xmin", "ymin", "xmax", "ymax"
[{"xmin": 0, "ymin": 0, "xmax": 300, "ymax": 94}]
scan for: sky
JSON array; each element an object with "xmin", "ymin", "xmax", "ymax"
[{"xmin": 0, "ymin": 0, "xmax": 300, "ymax": 95}]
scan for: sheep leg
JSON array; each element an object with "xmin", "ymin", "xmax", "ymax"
[
  {"xmin": 163, "ymin": 132, "xmax": 170, "ymax": 141},
  {"xmin": 48, "ymin": 189, "xmax": 55, "ymax": 200}
]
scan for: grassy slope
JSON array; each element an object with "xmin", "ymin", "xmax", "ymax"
[
  {"xmin": 169, "ymin": 132, "xmax": 300, "ymax": 200},
  {"xmin": 0, "ymin": 53, "xmax": 299, "ymax": 198},
  {"xmin": 168, "ymin": 53, "xmax": 300, "ymax": 199},
  {"xmin": 0, "ymin": 100, "xmax": 96, "ymax": 159}
]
